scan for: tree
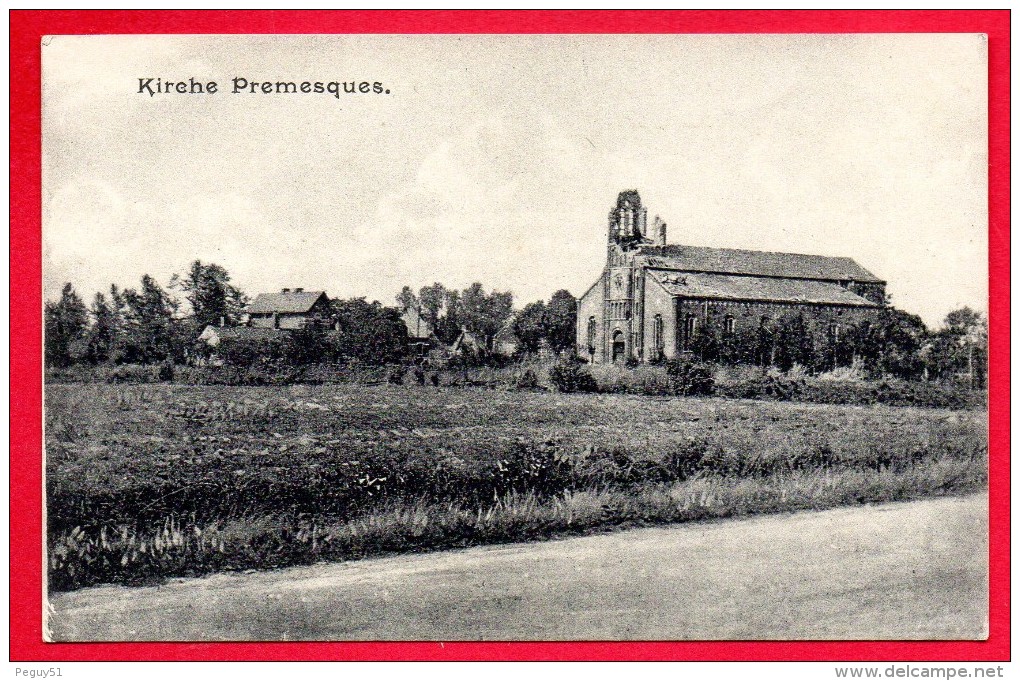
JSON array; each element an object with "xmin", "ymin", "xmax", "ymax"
[
  {"xmin": 170, "ymin": 260, "xmax": 248, "ymax": 329},
  {"xmin": 544, "ymin": 290, "xmax": 577, "ymax": 353},
  {"xmin": 755, "ymin": 322, "xmax": 776, "ymax": 367},
  {"xmin": 44, "ymin": 283, "xmax": 89, "ymax": 367},
  {"xmin": 396, "ymin": 286, "xmax": 417, "ymax": 311},
  {"xmin": 870, "ymin": 309, "xmax": 926, "ymax": 380},
  {"xmin": 438, "ymin": 288, "xmax": 462, "ymax": 343},
  {"xmin": 397, "ymin": 281, "xmax": 516, "ymax": 348},
  {"xmin": 219, "ymin": 335, "xmax": 284, "ymax": 368},
  {"xmin": 282, "ymin": 327, "xmax": 329, "ymax": 366},
  {"xmin": 121, "ymin": 275, "xmax": 184, "ymax": 363},
  {"xmin": 944, "ymin": 307, "xmax": 986, "ymax": 336},
  {"xmin": 85, "ymin": 292, "xmax": 120, "ymax": 363},
  {"xmin": 417, "ymin": 283, "xmax": 447, "ymax": 336},
  {"xmin": 460, "ymin": 282, "xmax": 513, "ymax": 349},
  {"xmin": 690, "ymin": 320, "xmax": 721, "ymax": 363},
  {"xmin": 513, "ymin": 301, "xmax": 547, "ymax": 354},
  {"xmin": 330, "ymin": 297, "xmax": 409, "ymax": 364},
  {"xmin": 774, "ymin": 313, "xmax": 813, "ymax": 371},
  {"xmin": 924, "ymin": 306, "xmax": 987, "ymax": 387},
  {"xmin": 719, "ymin": 323, "xmax": 758, "ymax": 365}
]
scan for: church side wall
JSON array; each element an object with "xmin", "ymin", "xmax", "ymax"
[
  {"xmin": 576, "ymin": 275, "xmax": 605, "ymax": 362},
  {"xmin": 642, "ymin": 277, "xmax": 677, "ymax": 361},
  {"xmin": 673, "ymin": 298, "xmax": 885, "ymax": 353}
]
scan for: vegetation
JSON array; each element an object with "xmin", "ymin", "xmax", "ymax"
[
  {"xmin": 47, "ymin": 382, "xmax": 986, "ymax": 591},
  {"xmin": 513, "ymin": 290, "xmax": 578, "ymax": 354},
  {"xmin": 170, "ymin": 260, "xmax": 248, "ymax": 330},
  {"xmin": 46, "ymin": 258, "xmax": 986, "ymax": 399},
  {"xmin": 664, "ymin": 360, "xmax": 715, "ymax": 396},
  {"xmin": 684, "ymin": 307, "xmax": 987, "ymax": 388},
  {"xmin": 549, "ymin": 358, "xmax": 598, "ymax": 393},
  {"xmin": 46, "ymin": 262, "xmax": 411, "ymax": 372},
  {"xmin": 397, "ymin": 282, "xmax": 515, "ymax": 347}
]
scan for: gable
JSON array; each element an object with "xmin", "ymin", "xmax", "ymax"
[
  {"xmin": 638, "ymin": 245, "xmax": 881, "ymax": 283},
  {"xmin": 401, "ymin": 306, "xmax": 435, "ymax": 338}
]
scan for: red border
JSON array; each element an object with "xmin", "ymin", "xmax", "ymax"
[{"xmin": 11, "ymin": 10, "xmax": 1009, "ymax": 662}]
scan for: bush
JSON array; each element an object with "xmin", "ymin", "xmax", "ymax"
[
  {"xmin": 550, "ymin": 360, "xmax": 598, "ymax": 393},
  {"xmin": 665, "ymin": 360, "xmax": 715, "ymax": 396},
  {"xmin": 106, "ymin": 364, "xmax": 160, "ymax": 384},
  {"xmin": 589, "ymin": 364, "xmax": 671, "ymax": 396},
  {"xmin": 158, "ymin": 360, "xmax": 175, "ymax": 381},
  {"xmin": 713, "ymin": 367, "xmax": 979, "ymax": 409},
  {"xmin": 716, "ymin": 372, "xmax": 803, "ymax": 401},
  {"xmin": 516, "ymin": 368, "xmax": 539, "ymax": 391}
]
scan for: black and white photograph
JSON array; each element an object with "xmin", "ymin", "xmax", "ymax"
[{"xmin": 42, "ymin": 33, "xmax": 989, "ymax": 642}]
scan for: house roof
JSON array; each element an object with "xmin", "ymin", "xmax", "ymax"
[
  {"xmin": 648, "ymin": 270, "xmax": 879, "ymax": 307},
  {"xmin": 451, "ymin": 328, "xmax": 485, "ymax": 353},
  {"xmin": 246, "ymin": 290, "xmax": 328, "ymax": 314},
  {"xmin": 400, "ymin": 306, "xmax": 435, "ymax": 339},
  {"xmin": 493, "ymin": 316, "xmax": 519, "ymax": 343},
  {"xmin": 638, "ymin": 245, "xmax": 881, "ymax": 283}
]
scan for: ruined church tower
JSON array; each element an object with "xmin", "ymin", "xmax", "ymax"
[{"xmin": 602, "ymin": 190, "xmax": 653, "ymax": 363}]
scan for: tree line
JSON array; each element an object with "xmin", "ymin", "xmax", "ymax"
[
  {"xmin": 44, "ymin": 261, "xmax": 411, "ymax": 369},
  {"xmin": 678, "ymin": 306, "xmax": 988, "ymax": 387},
  {"xmin": 45, "ymin": 264, "xmax": 582, "ymax": 370},
  {"xmin": 395, "ymin": 282, "xmax": 578, "ymax": 355},
  {"xmin": 45, "ymin": 260, "xmax": 987, "ymax": 388}
]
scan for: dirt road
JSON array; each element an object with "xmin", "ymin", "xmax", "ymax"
[{"xmin": 49, "ymin": 493, "xmax": 987, "ymax": 641}]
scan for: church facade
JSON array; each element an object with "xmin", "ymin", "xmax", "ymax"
[{"xmin": 577, "ymin": 191, "xmax": 887, "ymax": 364}]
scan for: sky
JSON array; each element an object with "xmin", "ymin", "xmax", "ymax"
[{"xmin": 42, "ymin": 34, "xmax": 987, "ymax": 328}]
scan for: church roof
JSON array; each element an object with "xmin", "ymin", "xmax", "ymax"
[
  {"xmin": 648, "ymin": 270, "xmax": 879, "ymax": 307},
  {"xmin": 638, "ymin": 244, "xmax": 882, "ymax": 283},
  {"xmin": 246, "ymin": 290, "xmax": 328, "ymax": 314}
]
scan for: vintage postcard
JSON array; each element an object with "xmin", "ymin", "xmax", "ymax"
[{"xmin": 39, "ymin": 32, "xmax": 989, "ymax": 644}]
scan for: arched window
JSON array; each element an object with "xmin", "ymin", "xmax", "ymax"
[
  {"xmin": 587, "ymin": 316, "xmax": 597, "ymax": 350},
  {"xmin": 829, "ymin": 323, "xmax": 840, "ymax": 341},
  {"xmin": 724, "ymin": 315, "xmax": 735, "ymax": 334},
  {"xmin": 684, "ymin": 315, "xmax": 698, "ymax": 348},
  {"xmin": 652, "ymin": 314, "xmax": 664, "ymax": 359}
]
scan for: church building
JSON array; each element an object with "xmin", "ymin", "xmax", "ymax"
[{"xmin": 577, "ymin": 191, "xmax": 887, "ymax": 364}]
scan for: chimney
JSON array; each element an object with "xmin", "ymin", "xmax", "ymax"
[
  {"xmin": 654, "ymin": 216, "xmax": 667, "ymax": 246},
  {"xmin": 295, "ymin": 287, "xmax": 304, "ymax": 293},
  {"xmin": 281, "ymin": 288, "xmax": 290, "ymax": 293}
]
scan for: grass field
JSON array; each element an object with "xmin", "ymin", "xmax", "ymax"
[{"xmin": 46, "ymin": 382, "xmax": 987, "ymax": 591}]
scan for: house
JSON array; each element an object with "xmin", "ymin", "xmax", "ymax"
[
  {"xmin": 401, "ymin": 305, "xmax": 438, "ymax": 358},
  {"xmin": 450, "ymin": 328, "xmax": 486, "ymax": 356},
  {"xmin": 400, "ymin": 305, "xmax": 437, "ymax": 340},
  {"xmin": 577, "ymin": 190, "xmax": 887, "ymax": 364},
  {"xmin": 492, "ymin": 317, "xmax": 521, "ymax": 356},
  {"xmin": 246, "ymin": 288, "xmax": 332, "ymax": 330}
]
